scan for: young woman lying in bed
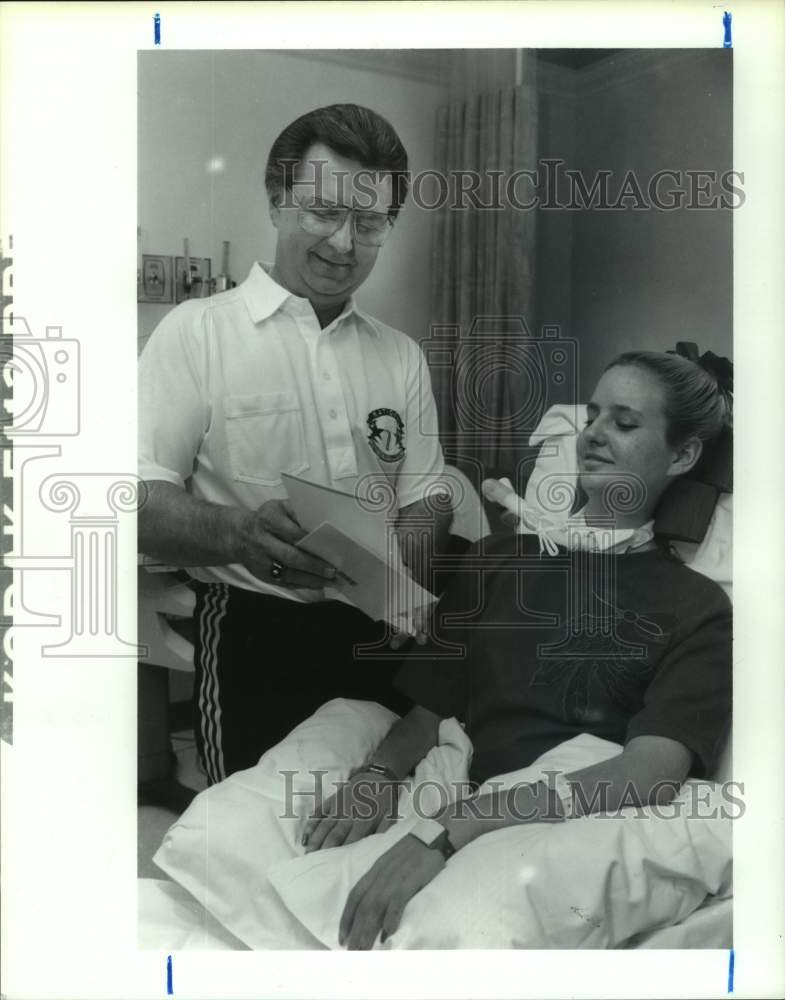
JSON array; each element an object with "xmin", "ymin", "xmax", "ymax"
[{"xmin": 298, "ymin": 349, "xmax": 733, "ymax": 949}]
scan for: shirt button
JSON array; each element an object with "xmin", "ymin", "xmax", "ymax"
[
  {"xmin": 323, "ymin": 371, "xmax": 331, "ymax": 381},
  {"xmin": 329, "ymin": 408, "xmax": 338, "ymax": 419}
]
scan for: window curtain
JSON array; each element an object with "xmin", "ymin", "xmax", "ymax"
[{"xmin": 429, "ymin": 51, "xmax": 538, "ymax": 477}]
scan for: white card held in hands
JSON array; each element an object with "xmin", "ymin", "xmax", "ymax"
[{"xmin": 296, "ymin": 520, "xmax": 436, "ymax": 630}]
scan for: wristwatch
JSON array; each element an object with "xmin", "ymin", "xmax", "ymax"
[
  {"xmin": 544, "ymin": 773, "xmax": 575, "ymax": 819},
  {"xmin": 349, "ymin": 762, "xmax": 401, "ymax": 783},
  {"xmin": 408, "ymin": 817, "xmax": 456, "ymax": 861}
]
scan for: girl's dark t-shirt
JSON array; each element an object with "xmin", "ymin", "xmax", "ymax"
[{"xmin": 394, "ymin": 534, "xmax": 732, "ymax": 785}]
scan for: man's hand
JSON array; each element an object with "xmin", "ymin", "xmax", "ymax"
[
  {"xmin": 339, "ymin": 834, "xmax": 444, "ymax": 949},
  {"xmin": 302, "ymin": 770, "xmax": 400, "ymax": 853},
  {"xmin": 233, "ymin": 498, "xmax": 336, "ymax": 596}
]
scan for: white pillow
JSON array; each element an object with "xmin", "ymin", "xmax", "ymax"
[
  {"xmin": 153, "ymin": 698, "xmax": 398, "ymax": 949},
  {"xmin": 268, "ymin": 734, "xmax": 731, "ymax": 950},
  {"xmin": 384, "ymin": 785, "xmax": 732, "ymax": 950},
  {"xmin": 154, "ymin": 699, "xmax": 732, "ymax": 951}
]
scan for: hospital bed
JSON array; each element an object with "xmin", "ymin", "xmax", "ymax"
[{"xmin": 138, "ymin": 415, "xmax": 733, "ymax": 950}]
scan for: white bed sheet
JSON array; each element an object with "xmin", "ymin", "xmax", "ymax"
[
  {"xmin": 142, "ymin": 700, "xmax": 733, "ymax": 951},
  {"xmin": 139, "ymin": 877, "xmax": 247, "ymax": 950},
  {"xmin": 138, "ymin": 876, "xmax": 731, "ymax": 951}
]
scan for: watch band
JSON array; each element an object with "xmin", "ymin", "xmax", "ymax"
[
  {"xmin": 547, "ymin": 773, "xmax": 575, "ymax": 819},
  {"xmin": 409, "ymin": 817, "xmax": 456, "ymax": 861},
  {"xmin": 351, "ymin": 762, "xmax": 400, "ymax": 783}
]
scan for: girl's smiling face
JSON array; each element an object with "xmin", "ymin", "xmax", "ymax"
[{"xmin": 576, "ymin": 364, "xmax": 700, "ymax": 521}]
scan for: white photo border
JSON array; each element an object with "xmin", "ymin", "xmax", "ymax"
[{"xmin": 1, "ymin": 1, "xmax": 784, "ymax": 998}]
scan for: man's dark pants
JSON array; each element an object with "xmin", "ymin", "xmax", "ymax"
[{"xmin": 190, "ymin": 582, "xmax": 410, "ymax": 785}]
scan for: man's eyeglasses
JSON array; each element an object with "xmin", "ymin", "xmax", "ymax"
[{"xmin": 291, "ymin": 195, "xmax": 394, "ymax": 247}]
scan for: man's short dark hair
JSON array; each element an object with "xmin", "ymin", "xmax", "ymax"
[{"xmin": 265, "ymin": 103, "xmax": 409, "ymax": 218}]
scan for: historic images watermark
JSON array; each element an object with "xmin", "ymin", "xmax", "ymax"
[
  {"xmin": 0, "ymin": 235, "xmax": 143, "ymax": 745},
  {"xmin": 275, "ymin": 159, "xmax": 746, "ymax": 213},
  {"xmin": 278, "ymin": 769, "xmax": 746, "ymax": 823}
]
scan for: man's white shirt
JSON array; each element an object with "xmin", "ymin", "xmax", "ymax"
[{"xmin": 138, "ymin": 262, "xmax": 445, "ymax": 597}]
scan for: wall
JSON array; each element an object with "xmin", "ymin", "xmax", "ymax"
[
  {"xmin": 137, "ymin": 50, "xmax": 450, "ymax": 351},
  {"xmin": 138, "ymin": 49, "xmax": 734, "ymax": 404},
  {"xmin": 570, "ymin": 50, "xmax": 733, "ymax": 397}
]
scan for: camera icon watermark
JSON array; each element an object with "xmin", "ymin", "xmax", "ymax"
[
  {"xmin": 1, "ymin": 305, "xmax": 141, "ymax": 752},
  {"xmin": 421, "ymin": 317, "xmax": 578, "ymax": 448},
  {"xmin": 1, "ymin": 317, "xmax": 80, "ymax": 437}
]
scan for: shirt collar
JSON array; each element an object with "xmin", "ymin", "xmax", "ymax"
[
  {"xmin": 517, "ymin": 505, "xmax": 656, "ymax": 555},
  {"xmin": 241, "ymin": 261, "xmax": 380, "ymax": 336}
]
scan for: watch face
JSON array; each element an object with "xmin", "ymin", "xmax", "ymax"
[{"xmin": 410, "ymin": 818, "xmax": 445, "ymax": 847}]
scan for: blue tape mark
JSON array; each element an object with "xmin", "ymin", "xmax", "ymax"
[
  {"xmin": 154, "ymin": 12, "xmax": 161, "ymax": 47},
  {"xmin": 723, "ymin": 12, "xmax": 732, "ymax": 48},
  {"xmin": 727, "ymin": 948, "xmax": 735, "ymax": 993},
  {"xmin": 166, "ymin": 954, "xmax": 173, "ymax": 995}
]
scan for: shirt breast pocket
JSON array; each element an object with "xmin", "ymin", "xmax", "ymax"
[{"xmin": 223, "ymin": 391, "xmax": 309, "ymax": 487}]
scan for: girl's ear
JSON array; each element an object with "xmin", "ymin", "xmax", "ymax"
[{"xmin": 668, "ymin": 436, "xmax": 703, "ymax": 478}]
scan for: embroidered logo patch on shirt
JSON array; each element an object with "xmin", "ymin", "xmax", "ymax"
[{"xmin": 366, "ymin": 408, "xmax": 406, "ymax": 463}]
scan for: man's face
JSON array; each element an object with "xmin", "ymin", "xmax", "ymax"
[{"xmin": 269, "ymin": 142, "xmax": 394, "ymax": 309}]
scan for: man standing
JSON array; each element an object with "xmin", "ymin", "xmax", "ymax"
[{"xmin": 138, "ymin": 104, "xmax": 449, "ymax": 784}]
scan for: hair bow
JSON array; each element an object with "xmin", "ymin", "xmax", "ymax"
[{"xmin": 670, "ymin": 341, "xmax": 733, "ymax": 394}]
